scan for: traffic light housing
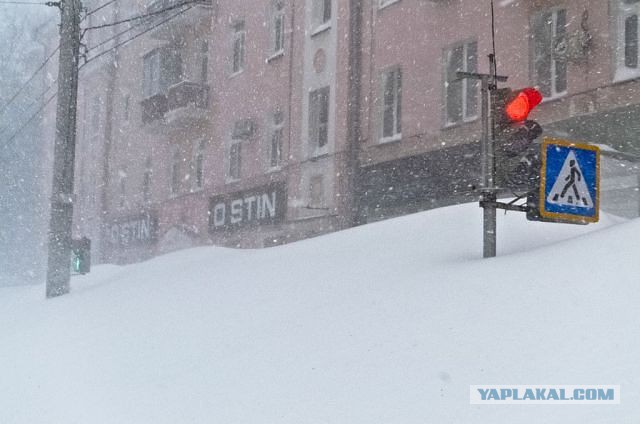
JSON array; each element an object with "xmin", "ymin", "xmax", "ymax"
[
  {"xmin": 71, "ymin": 237, "xmax": 91, "ymax": 274},
  {"xmin": 493, "ymin": 87, "xmax": 543, "ymax": 191}
]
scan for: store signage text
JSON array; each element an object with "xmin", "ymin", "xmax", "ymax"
[
  {"xmin": 209, "ymin": 183, "xmax": 286, "ymax": 231},
  {"xmin": 109, "ymin": 212, "xmax": 157, "ymax": 246}
]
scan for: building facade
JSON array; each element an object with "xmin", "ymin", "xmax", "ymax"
[{"xmin": 66, "ymin": 0, "xmax": 640, "ymax": 263}]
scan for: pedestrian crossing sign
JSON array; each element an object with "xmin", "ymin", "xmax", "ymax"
[{"xmin": 540, "ymin": 138, "xmax": 600, "ymax": 223}]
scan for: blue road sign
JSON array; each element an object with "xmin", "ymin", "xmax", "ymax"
[{"xmin": 540, "ymin": 138, "xmax": 600, "ymax": 223}]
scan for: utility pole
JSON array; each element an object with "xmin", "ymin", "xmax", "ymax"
[
  {"xmin": 458, "ymin": 55, "xmax": 507, "ymax": 258},
  {"xmin": 46, "ymin": 0, "xmax": 82, "ymax": 298}
]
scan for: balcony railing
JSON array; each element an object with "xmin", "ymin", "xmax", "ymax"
[
  {"xmin": 167, "ymin": 81, "xmax": 209, "ymax": 112},
  {"xmin": 141, "ymin": 93, "xmax": 168, "ymax": 124}
]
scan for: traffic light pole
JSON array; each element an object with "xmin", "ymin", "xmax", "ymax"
[
  {"xmin": 457, "ymin": 56, "xmax": 507, "ymax": 259},
  {"xmin": 46, "ymin": 0, "xmax": 82, "ymax": 298},
  {"xmin": 480, "ymin": 75, "xmax": 497, "ymax": 258}
]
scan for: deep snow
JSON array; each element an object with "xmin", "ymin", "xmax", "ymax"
[{"xmin": 0, "ymin": 203, "xmax": 638, "ymax": 423}]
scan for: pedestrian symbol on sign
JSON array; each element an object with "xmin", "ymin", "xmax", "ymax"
[
  {"xmin": 539, "ymin": 138, "xmax": 600, "ymax": 224},
  {"xmin": 546, "ymin": 150, "xmax": 594, "ymax": 208}
]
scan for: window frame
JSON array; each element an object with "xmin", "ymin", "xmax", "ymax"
[
  {"xmin": 118, "ymin": 173, "xmax": 126, "ymax": 209},
  {"xmin": 123, "ymin": 94, "xmax": 130, "ymax": 122},
  {"xmin": 191, "ymin": 139, "xmax": 205, "ymax": 191},
  {"xmin": 443, "ymin": 39, "xmax": 479, "ymax": 127},
  {"xmin": 531, "ymin": 8, "xmax": 568, "ymax": 99},
  {"xmin": 268, "ymin": 111, "xmax": 285, "ymax": 169},
  {"xmin": 309, "ymin": 174, "xmax": 325, "ymax": 208},
  {"xmin": 142, "ymin": 157, "xmax": 152, "ymax": 204},
  {"xmin": 170, "ymin": 147, "xmax": 180, "ymax": 196},
  {"xmin": 231, "ymin": 21, "xmax": 246, "ymax": 76},
  {"xmin": 198, "ymin": 40, "xmax": 209, "ymax": 84},
  {"xmin": 311, "ymin": 0, "xmax": 332, "ymax": 35},
  {"xmin": 308, "ymin": 86, "xmax": 330, "ymax": 155},
  {"xmin": 615, "ymin": 0, "xmax": 640, "ymax": 81},
  {"xmin": 142, "ymin": 47, "xmax": 183, "ymax": 98},
  {"xmin": 379, "ymin": 66, "xmax": 402, "ymax": 143},
  {"xmin": 271, "ymin": 0, "xmax": 285, "ymax": 57},
  {"xmin": 227, "ymin": 140, "xmax": 242, "ymax": 182}
]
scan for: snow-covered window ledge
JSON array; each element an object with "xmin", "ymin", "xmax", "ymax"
[
  {"xmin": 311, "ymin": 22, "xmax": 331, "ymax": 37},
  {"xmin": 378, "ymin": 0, "xmax": 400, "ymax": 11},
  {"xmin": 613, "ymin": 67, "xmax": 640, "ymax": 84},
  {"xmin": 541, "ymin": 91, "xmax": 568, "ymax": 104},
  {"xmin": 266, "ymin": 50, "xmax": 284, "ymax": 63},
  {"xmin": 378, "ymin": 133, "xmax": 402, "ymax": 145}
]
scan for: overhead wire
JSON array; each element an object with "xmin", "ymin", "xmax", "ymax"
[
  {"xmin": 1, "ymin": 92, "xmax": 57, "ymax": 147},
  {"xmin": 82, "ymin": 0, "xmax": 202, "ymax": 31},
  {"xmin": 0, "ymin": 78, "xmax": 57, "ymax": 137},
  {"xmin": 0, "ymin": 1, "xmax": 49, "ymax": 4},
  {"xmin": 1, "ymin": 0, "xmax": 197, "ymax": 145},
  {"xmin": 84, "ymin": 0, "xmax": 115, "ymax": 18},
  {"xmin": 81, "ymin": 4, "xmax": 194, "ymax": 68},
  {"xmin": 0, "ymin": 45, "xmax": 60, "ymax": 118},
  {"xmin": 84, "ymin": 10, "xmax": 155, "ymax": 54}
]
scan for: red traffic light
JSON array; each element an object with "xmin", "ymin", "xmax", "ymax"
[{"xmin": 505, "ymin": 88, "xmax": 543, "ymax": 122}]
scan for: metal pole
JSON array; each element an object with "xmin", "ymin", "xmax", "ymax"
[
  {"xmin": 480, "ymin": 75, "xmax": 497, "ymax": 258},
  {"xmin": 46, "ymin": 0, "xmax": 82, "ymax": 298}
]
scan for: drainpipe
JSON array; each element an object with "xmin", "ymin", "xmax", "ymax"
[
  {"xmin": 346, "ymin": 0, "xmax": 363, "ymax": 227},
  {"xmin": 99, "ymin": 2, "xmax": 120, "ymax": 262}
]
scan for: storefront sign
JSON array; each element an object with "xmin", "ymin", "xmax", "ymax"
[
  {"xmin": 209, "ymin": 182, "xmax": 286, "ymax": 232},
  {"xmin": 109, "ymin": 212, "xmax": 157, "ymax": 246}
]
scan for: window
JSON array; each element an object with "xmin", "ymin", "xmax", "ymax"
[
  {"xmin": 309, "ymin": 175, "xmax": 325, "ymax": 207},
  {"xmin": 269, "ymin": 111, "xmax": 284, "ymax": 168},
  {"xmin": 444, "ymin": 41, "xmax": 478, "ymax": 125},
  {"xmin": 123, "ymin": 95, "xmax": 130, "ymax": 122},
  {"xmin": 229, "ymin": 141, "xmax": 242, "ymax": 180},
  {"xmin": 142, "ymin": 48, "xmax": 182, "ymax": 98},
  {"xmin": 312, "ymin": 0, "xmax": 331, "ymax": 31},
  {"xmin": 142, "ymin": 157, "xmax": 152, "ymax": 203},
  {"xmin": 309, "ymin": 86, "xmax": 330, "ymax": 151},
  {"xmin": 380, "ymin": 67, "xmax": 402, "ymax": 142},
  {"xmin": 272, "ymin": 1, "xmax": 285, "ymax": 54},
  {"xmin": 232, "ymin": 21, "xmax": 246, "ymax": 74},
  {"xmin": 192, "ymin": 139, "xmax": 205, "ymax": 190},
  {"xmin": 170, "ymin": 147, "xmax": 180, "ymax": 195},
  {"xmin": 119, "ymin": 174, "xmax": 126, "ymax": 208},
  {"xmin": 616, "ymin": 0, "xmax": 640, "ymax": 79},
  {"xmin": 199, "ymin": 40, "xmax": 208, "ymax": 83},
  {"xmin": 532, "ymin": 9, "xmax": 567, "ymax": 98},
  {"xmin": 91, "ymin": 96, "xmax": 101, "ymax": 131}
]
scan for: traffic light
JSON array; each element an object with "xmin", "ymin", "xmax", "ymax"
[
  {"xmin": 493, "ymin": 87, "xmax": 543, "ymax": 191},
  {"xmin": 71, "ymin": 237, "xmax": 91, "ymax": 275}
]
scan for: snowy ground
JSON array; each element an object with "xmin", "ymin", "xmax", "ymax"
[{"xmin": 1, "ymin": 203, "xmax": 638, "ymax": 424}]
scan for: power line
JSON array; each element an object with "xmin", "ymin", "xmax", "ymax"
[
  {"xmin": 82, "ymin": 0, "xmax": 202, "ymax": 31},
  {"xmin": 84, "ymin": 0, "xmax": 115, "ymax": 17},
  {"xmin": 1, "ymin": 92, "xmax": 57, "ymax": 147},
  {"xmin": 84, "ymin": 10, "xmax": 151, "ymax": 54},
  {"xmin": 0, "ymin": 45, "xmax": 60, "ymax": 118},
  {"xmin": 81, "ymin": 5, "xmax": 194, "ymax": 67},
  {"xmin": 0, "ymin": 78, "xmax": 57, "ymax": 137},
  {"xmin": 0, "ymin": 0, "xmax": 52, "ymax": 4}
]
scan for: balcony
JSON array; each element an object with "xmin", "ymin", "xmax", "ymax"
[
  {"xmin": 147, "ymin": 0, "xmax": 214, "ymax": 41},
  {"xmin": 141, "ymin": 93, "xmax": 168, "ymax": 124},
  {"xmin": 165, "ymin": 81, "xmax": 210, "ymax": 128}
]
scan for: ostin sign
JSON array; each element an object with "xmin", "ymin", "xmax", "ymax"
[{"xmin": 209, "ymin": 183, "xmax": 286, "ymax": 231}]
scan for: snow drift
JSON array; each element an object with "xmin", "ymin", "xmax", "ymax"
[{"xmin": 0, "ymin": 203, "xmax": 638, "ymax": 424}]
